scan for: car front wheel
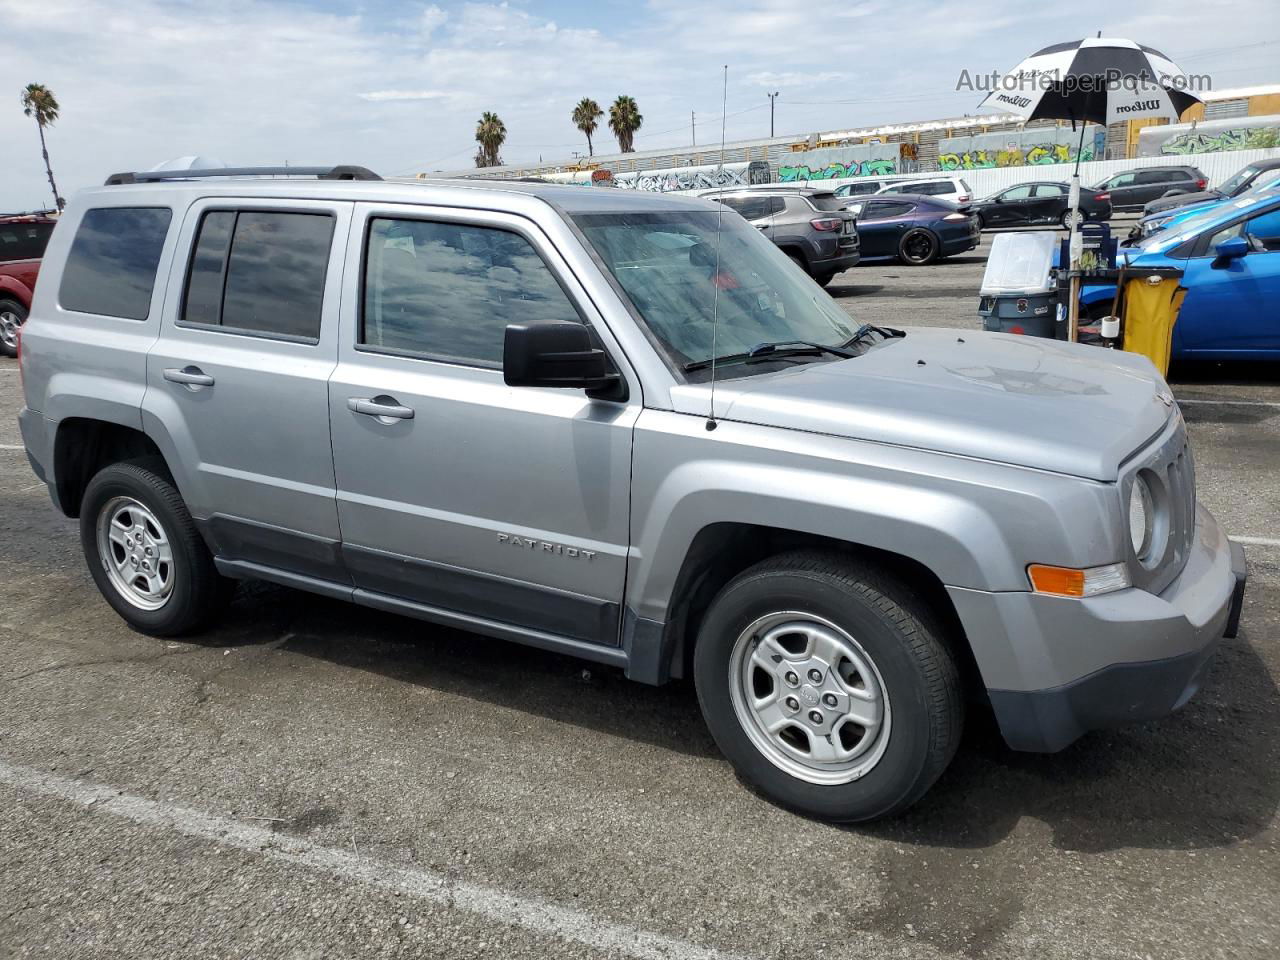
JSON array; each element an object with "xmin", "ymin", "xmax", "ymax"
[
  {"xmin": 80, "ymin": 458, "xmax": 230, "ymax": 636},
  {"xmin": 694, "ymin": 551, "xmax": 964, "ymax": 822}
]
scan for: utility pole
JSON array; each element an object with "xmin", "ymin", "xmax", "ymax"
[
  {"xmin": 691, "ymin": 111, "xmax": 696, "ymax": 146},
  {"xmin": 767, "ymin": 91, "xmax": 779, "ymax": 138}
]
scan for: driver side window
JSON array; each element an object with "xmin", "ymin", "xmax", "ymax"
[{"xmin": 1245, "ymin": 209, "xmax": 1280, "ymax": 252}]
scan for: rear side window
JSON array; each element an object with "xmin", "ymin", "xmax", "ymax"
[
  {"xmin": 361, "ymin": 217, "xmax": 582, "ymax": 367},
  {"xmin": 59, "ymin": 207, "xmax": 172, "ymax": 320},
  {"xmin": 0, "ymin": 221, "xmax": 55, "ymax": 262},
  {"xmin": 867, "ymin": 201, "xmax": 916, "ymax": 219},
  {"xmin": 809, "ymin": 194, "xmax": 845, "ymax": 212},
  {"xmin": 181, "ymin": 210, "xmax": 334, "ymax": 341},
  {"xmin": 717, "ymin": 196, "xmax": 773, "ymax": 221}
]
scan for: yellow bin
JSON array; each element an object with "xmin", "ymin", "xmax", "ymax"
[{"xmin": 1121, "ymin": 275, "xmax": 1185, "ymax": 376}]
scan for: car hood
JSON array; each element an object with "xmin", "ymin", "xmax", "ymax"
[
  {"xmin": 674, "ymin": 328, "xmax": 1173, "ymax": 481},
  {"xmin": 1145, "ymin": 190, "xmax": 1221, "ymax": 215}
]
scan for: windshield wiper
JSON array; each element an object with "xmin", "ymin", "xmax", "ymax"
[
  {"xmin": 683, "ymin": 339, "xmax": 853, "ymax": 372},
  {"xmin": 841, "ymin": 323, "xmax": 903, "ymax": 348}
]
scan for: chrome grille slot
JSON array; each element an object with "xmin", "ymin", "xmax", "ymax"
[{"xmin": 1124, "ymin": 422, "xmax": 1195, "ymax": 595}]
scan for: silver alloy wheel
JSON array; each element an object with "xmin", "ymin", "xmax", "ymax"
[
  {"xmin": 729, "ymin": 611, "xmax": 891, "ymax": 785},
  {"xmin": 96, "ymin": 496, "xmax": 175, "ymax": 611},
  {"xmin": 0, "ymin": 309, "xmax": 20, "ymax": 352}
]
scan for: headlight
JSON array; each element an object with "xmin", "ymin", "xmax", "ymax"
[{"xmin": 1129, "ymin": 474, "xmax": 1154, "ymax": 558}]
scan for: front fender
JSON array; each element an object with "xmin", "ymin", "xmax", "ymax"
[{"xmin": 627, "ymin": 412, "xmax": 1122, "ymax": 624}]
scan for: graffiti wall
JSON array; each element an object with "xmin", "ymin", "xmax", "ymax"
[
  {"xmin": 1137, "ymin": 116, "xmax": 1280, "ymax": 157},
  {"xmin": 613, "ymin": 161, "xmax": 770, "ymax": 192},
  {"xmin": 937, "ymin": 128, "xmax": 1098, "ymax": 170},
  {"xmin": 778, "ymin": 143, "xmax": 901, "ymax": 182}
]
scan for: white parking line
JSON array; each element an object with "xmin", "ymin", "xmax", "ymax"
[
  {"xmin": 1233, "ymin": 536, "xmax": 1280, "ymax": 548},
  {"xmin": 1177, "ymin": 398, "xmax": 1280, "ymax": 409},
  {"xmin": 0, "ymin": 444, "xmax": 24, "ymax": 450},
  {"xmin": 0, "ymin": 759, "xmax": 757, "ymax": 960}
]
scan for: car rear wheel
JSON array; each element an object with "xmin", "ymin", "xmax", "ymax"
[
  {"xmin": 814, "ymin": 272, "xmax": 836, "ymax": 288},
  {"xmin": 693, "ymin": 550, "xmax": 964, "ymax": 822},
  {"xmin": 0, "ymin": 298, "xmax": 26, "ymax": 358},
  {"xmin": 80, "ymin": 458, "xmax": 231, "ymax": 636},
  {"xmin": 899, "ymin": 229, "xmax": 938, "ymax": 265},
  {"xmin": 786, "ymin": 252, "xmax": 808, "ymax": 274},
  {"xmin": 1061, "ymin": 209, "xmax": 1083, "ymax": 230}
]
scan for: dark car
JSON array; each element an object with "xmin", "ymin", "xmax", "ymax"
[
  {"xmin": 1142, "ymin": 158, "xmax": 1280, "ymax": 218},
  {"xmin": 0, "ymin": 213, "xmax": 57, "ymax": 357},
  {"xmin": 842, "ymin": 195, "xmax": 980, "ymax": 265},
  {"xmin": 705, "ymin": 188, "xmax": 860, "ymax": 285},
  {"xmin": 1090, "ymin": 164, "xmax": 1207, "ymax": 211},
  {"xmin": 971, "ymin": 181, "xmax": 1111, "ymax": 230}
]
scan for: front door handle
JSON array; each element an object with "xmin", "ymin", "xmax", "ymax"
[
  {"xmin": 163, "ymin": 366, "xmax": 215, "ymax": 388},
  {"xmin": 348, "ymin": 396, "xmax": 415, "ymax": 421}
]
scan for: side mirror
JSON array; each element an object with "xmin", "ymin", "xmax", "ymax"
[
  {"xmin": 503, "ymin": 322, "xmax": 626, "ymax": 400},
  {"xmin": 993, "ymin": 196, "xmax": 1004, "ymax": 203},
  {"xmin": 1214, "ymin": 235, "xmax": 1250, "ymax": 262}
]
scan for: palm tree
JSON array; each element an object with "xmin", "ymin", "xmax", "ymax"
[
  {"xmin": 474, "ymin": 111, "xmax": 506, "ymax": 168},
  {"xmin": 572, "ymin": 98, "xmax": 604, "ymax": 157},
  {"xmin": 20, "ymin": 83, "xmax": 64, "ymax": 210},
  {"xmin": 608, "ymin": 95, "xmax": 642, "ymax": 154}
]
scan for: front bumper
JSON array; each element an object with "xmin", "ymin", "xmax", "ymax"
[{"xmin": 949, "ymin": 503, "xmax": 1246, "ymax": 752}]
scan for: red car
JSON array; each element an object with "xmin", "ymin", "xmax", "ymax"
[{"xmin": 0, "ymin": 214, "xmax": 57, "ymax": 357}]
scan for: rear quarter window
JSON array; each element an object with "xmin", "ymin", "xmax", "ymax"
[
  {"xmin": 0, "ymin": 221, "xmax": 55, "ymax": 262},
  {"xmin": 58, "ymin": 207, "xmax": 172, "ymax": 320}
]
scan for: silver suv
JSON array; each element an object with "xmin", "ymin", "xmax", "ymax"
[{"xmin": 18, "ymin": 166, "xmax": 1246, "ymax": 822}]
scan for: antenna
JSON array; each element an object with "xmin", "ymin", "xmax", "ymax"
[{"xmin": 707, "ymin": 64, "xmax": 728, "ymax": 432}]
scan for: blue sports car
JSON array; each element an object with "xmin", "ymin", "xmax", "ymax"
[{"xmin": 1081, "ymin": 191, "xmax": 1280, "ymax": 360}]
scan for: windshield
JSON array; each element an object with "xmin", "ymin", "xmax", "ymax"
[
  {"xmin": 1134, "ymin": 196, "xmax": 1269, "ymax": 250},
  {"xmin": 1218, "ymin": 165, "xmax": 1258, "ymax": 196},
  {"xmin": 573, "ymin": 209, "xmax": 856, "ymax": 376}
]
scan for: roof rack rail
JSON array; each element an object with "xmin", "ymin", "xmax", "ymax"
[{"xmin": 104, "ymin": 165, "xmax": 382, "ymax": 185}]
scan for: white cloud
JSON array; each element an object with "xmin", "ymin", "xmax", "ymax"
[
  {"xmin": 0, "ymin": 0, "xmax": 1277, "ymax": 210},
  {"xmin": 358, "ymin": 90, "xmax": 454, "ymax": 102},
  {"xmin": 747, "ymin": 72, "xmax": 853, "ymax": 89}
]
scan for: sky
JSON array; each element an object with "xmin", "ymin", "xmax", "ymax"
[{"xmin": 2, "ymin": 0, "xmax": 1278, "ymax": 211}]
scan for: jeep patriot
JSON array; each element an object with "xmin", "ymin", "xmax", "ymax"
[{"xmin": 17, "ymin": 166, "xmax": 1247, "ymax": 821}]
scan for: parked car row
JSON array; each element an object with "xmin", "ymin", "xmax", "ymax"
[
  {"xmin": 1080, "ymin": 189, "xmax": 1280, "ymax": 360},
  {"xmin": 703, "ymin": 186, "xmax": 980, "ymax": 272}
]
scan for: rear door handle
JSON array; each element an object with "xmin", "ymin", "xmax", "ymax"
[
  {"xmin": 163, "ymin": 366, "xmax": 215, "ymax": 388},
  {"xmin": 348, "ymin": 396, "xmax": 415, "ymax": 421}
]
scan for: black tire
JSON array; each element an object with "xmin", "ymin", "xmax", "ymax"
[
  {"xmin": 1060, "ymin": 209, "xmax": 1082, "ymax": 230},
  {"xmin": 0, "ymin": 298, "xmax": 27, "ymax": 359},
  {"xmin": 898, "ymin": 229, "xmax": 938, "ymax": 265},
  {"xmin": 786, "ymin": 251, "xmax": 808, "ymax": 274},
  {"xmin": 694, "ymin": 550, "xmax": 964, "ymax": 822},
  {"xmin": 814, "ymin": 272, "xmax": 836, "ymax": 288},
  {"xmin": 79, "ymin": 457, "xmax": 230, "ymax": 636},
  {"xmin": 974, "ymin": 213, "xmax": 986, "ymax": 231}
]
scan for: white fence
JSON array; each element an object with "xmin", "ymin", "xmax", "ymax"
[{"xmin": 794, "ymin": 148, "xmax": 1280, "ymax": 198}]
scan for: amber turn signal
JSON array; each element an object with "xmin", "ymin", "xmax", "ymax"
[{"xmin": 1027, "ymin": 562, "xmax": 1130, "ymax": 598}]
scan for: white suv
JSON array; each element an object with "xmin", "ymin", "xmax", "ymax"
[{"xmin": 877, "ymin": 176, "xmax": 974, "ymax": 204}]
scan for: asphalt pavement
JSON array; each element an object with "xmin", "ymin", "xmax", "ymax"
[{"xmin": 1, "ymin": 226, "xmax": 1277, "ymax": 959}]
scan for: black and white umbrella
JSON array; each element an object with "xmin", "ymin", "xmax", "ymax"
[
  {"xmin": 979, "ymin": 37, "xmax": 1202, "ymax": 129},
  {"xmin": 978, "ymin": 37, "xmax": 1203, "ymax": 339}
]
